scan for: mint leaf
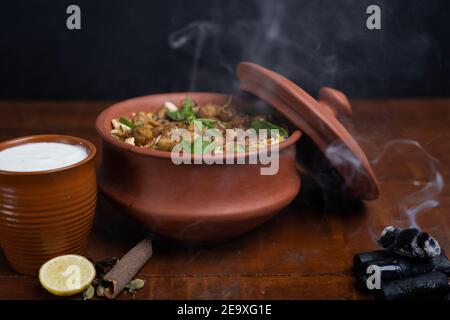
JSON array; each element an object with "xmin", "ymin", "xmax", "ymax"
[
  {"xmin": 196, "ymin": 118, "xmax": 217, "ymax": 129},
  {"xmin": 250, "ymin": 120, "xmax": 288, "ymax": 138},
  {"xmin": 183, "ymin": 96, "xmax": 194, "ymax": 110},
  {"xmin": 194, "ymin": 119, "xmax": 217, "ymax": 132},
  {"xmin": 119, "ymin": 117, "xmax": 138, "ymax": 129},
  {"xmin": 166, "ymin": 110, "xmax": 184, "ymax": 121},
  {"xmin": 166, "ymin": 97, "xmax": 197, "ymax": 124}
]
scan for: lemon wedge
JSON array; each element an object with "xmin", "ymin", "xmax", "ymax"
[{"xmin": 39, "ymin": 254, "xmax": 96, "ymax": 296}]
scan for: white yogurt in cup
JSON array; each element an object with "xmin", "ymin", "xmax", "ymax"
[
  {"xmin": 0, "ymin": 135, "xmax": 96, "ymax": 275},
  {"xmin": 0, "ymin": 142, "xmax": 88, "ymax": 172}
]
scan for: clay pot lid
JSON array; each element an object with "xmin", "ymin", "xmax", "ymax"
[{"xmin": 236, "ymin": 61, "xmax": 379, "ymax": 200}]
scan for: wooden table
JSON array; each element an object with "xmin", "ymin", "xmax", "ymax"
[{"xmin": 0, "ymin": 99, "xmax": 449, "ymax": 299}]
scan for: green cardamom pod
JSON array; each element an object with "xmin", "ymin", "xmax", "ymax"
[
  {"xmin": 82, "ymin": 285, "xmax": 95, "ymax": 300},
  {"xmin": 96, "ymin": 285, "xmax": 106, "ymax": 297},
  {"xmin": 126, "ymin": 278, "xmax": 146, "ymax": 293}
]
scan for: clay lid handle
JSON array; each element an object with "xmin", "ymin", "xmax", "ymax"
[{"xmin": 318, "ymin": 87, "xmax": 352, "ymax": 117}]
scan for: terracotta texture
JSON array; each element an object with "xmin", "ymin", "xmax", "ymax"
[
  {"xmin": 237, "ymin": 62, "xmax": 379, "ymax": 200},
  {"xmin": 96, "ymin": 93, "xmax": 302, "ymax": 242},
  {"xmin": 0, "ymin": 135, "xmax": 97, "ymax": 275}
]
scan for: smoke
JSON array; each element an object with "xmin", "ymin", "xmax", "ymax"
[
  {"xmin": 371, "ymin": 140, "xmax": 444, "ymax": 230},
  {"xmin": 167, "ymin": 0, "xmax": 439, "ymax": 97},
  {"xmin": 168, "ymin": 0, "xmax": 325, "ymax": 90},
  {"xmin": 324, "ymin": 140, "xmax": 365, "ymax": 192},
  {"xmin": 169, "ymin": 22, "xmax": 219, "ymax": 90},
  {"xmin": 326, "ymin": 139, "xmax": 445, "ymax": 245}
]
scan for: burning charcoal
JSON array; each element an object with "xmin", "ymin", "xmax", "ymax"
[
  {"xmin": 378, "ymin": 226, "xmax": 441, "ymax": 258},
  {"xmin": 374, "ymin": 271, "xmax": 450, "ymax": 300},
  {"xmin": 378, "ymin": 226, "xmax": 400, "ymax": 248},
  {"xmin": 418, "ymin": 232, "xmax": 442, "ymax": 257},
  {"xmin": 378, "ymin": 227, "xmax": 421, "ymax": 257}
]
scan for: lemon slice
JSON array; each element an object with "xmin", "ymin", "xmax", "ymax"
[{"xmin": 39, "ymin": 254, "xmax": 96, "ymax": 296}]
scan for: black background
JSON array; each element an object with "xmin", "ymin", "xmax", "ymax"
[{"xmin": 1, "ymin": 0, "xmax": 449, "ymax": 100}]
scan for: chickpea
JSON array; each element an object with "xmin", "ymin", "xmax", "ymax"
[
  {"xmin": 131, "ymin": 112, "xmax": 153, "ymax": 126},
  {"xmin": 198, "ymin": 104, "xmax": 220, "ymax": 118},
  {"xmin": 157, "ymin": 137, "xmax": 174, "ymax": 151},
  {"xmin": 133, "ymin": 127, "xmax": 153, "ymax": 146}
]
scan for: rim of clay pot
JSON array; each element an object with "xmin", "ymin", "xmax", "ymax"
[
  {"xmin": 0, "ymin": 134, "xmax": 97, "ymax": 176},
  {"xmin": 96, "ymin": 92, "xmax": 302, "ymax": 161}
]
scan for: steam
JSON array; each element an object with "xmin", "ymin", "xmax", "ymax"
[
  {"xmin": 323, "ymin": 138, "xmax": 444, "ymax": 230},
  {"xmin": 324, "ymin": 140, "xmax": 364, "ymax": 191},
  {"xmin": 167, "ymin": 0, "xmax": 435, "ymax": 97},
  {"xmin": 371, "ymin": 140, "xmax": 444, "ymax": 229},
  {"xmin": 167, "ymin": 0, "xmax": 338, "ymax": 92},
  {"xmin": 169, "ymin": 22, "xmax": 219, "ymax": 90},
  {"xmin": 323, "ymin": 139, "xmax": 444, "ymax": 244}
]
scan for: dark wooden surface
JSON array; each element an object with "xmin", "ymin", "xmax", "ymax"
[{"xmin": 0, "ymin": 99, "xmax": 449, "ymax": 299}]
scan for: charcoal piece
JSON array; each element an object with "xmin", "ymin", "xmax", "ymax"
[
  {"xmin": 432, "ymin": 251, "xmax": 450, "ymax": 275},
  {"xmin": 360, "ymin": 258, "xmax": 436, "ymax": 281},
  {"xmin": 416, "ymin": 232, "xmax": 441, "ymax": 257},
  {"xmin": 355, "ymin": 251, "xmax": 450, "ymax": 277},
  {"xmin": 354, "ymin": 251, "xmax": 450, "ymax": 293},
  {"xmin": 355, "ymin": 257, "xmax": 436, "ymax": 292},
  {"xmin": 378, "ymin": 226, "xmax": 400, "ymax": 248},
  {"xmin": 353, "ymin": 250, "xmax": 397, "ymax": 271},
  {"xmin": 378, "ymin": 226, "xmax": 441, "ymax": 258},
  {"xmin": 374, "ymin": 271, "xmax": 450, "ymax": 300},
  {"xmin": 354, "ymin": 270, "xmax": 373, "ymax": 292}
]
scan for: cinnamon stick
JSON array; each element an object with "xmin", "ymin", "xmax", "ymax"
[{"xmin": 103, "ymin": 235, "xmax": 153, "ymax": 299}]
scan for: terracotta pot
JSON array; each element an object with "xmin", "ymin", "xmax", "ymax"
[
  {"xmin": 0, "ymin": 135, "xmax": 97, "ymax": 275},
  {"xmin": 96, "ymin": 92, "xmax": 302, "ymax": 242}
]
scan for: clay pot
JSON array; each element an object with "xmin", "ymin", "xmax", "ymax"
[
  {"xmin": 0, "ymin": 135, "xmax": 97, "ymax": 275},
  {"xmin": 96, "ymin": 93, "xmax": 302, "ymax": 242}
]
